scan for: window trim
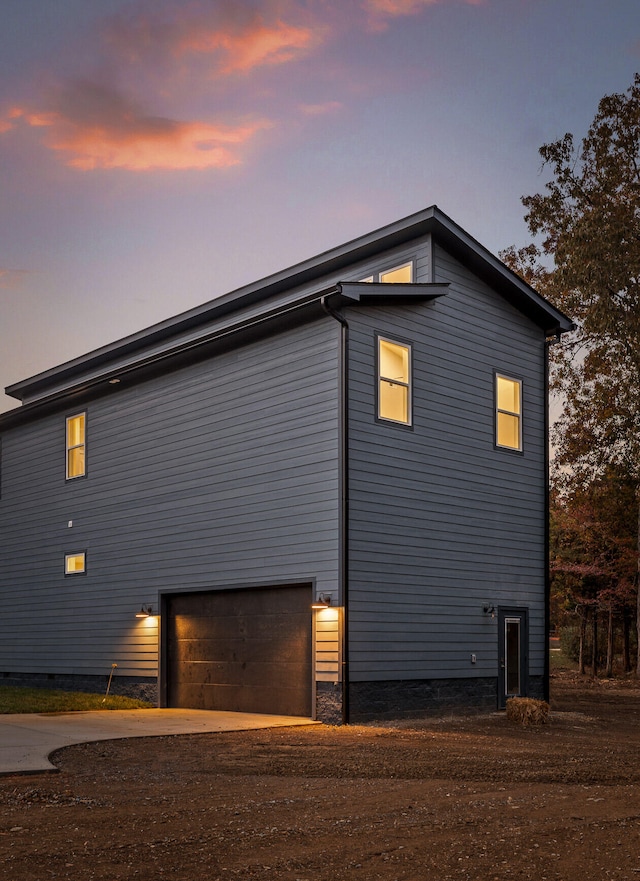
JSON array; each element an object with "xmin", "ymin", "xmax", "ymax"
[
  {"xmin": 359, "ymin": 259, "xmax": 414, "ymax": 284},
  {"xmin": 494, "ymin": 372, "xmax": 523, "ymax": 453},
  {"xmin": 64, "ymin": 551, "xmax": 87, "ymax": 576},
  {"xmin": 376, "ymin": 334, "xmax": 413, "ymax": 428},
  {"xmin": 379, "ymin": 260, "xmax": 414, "ymax": 284},
  {"xmin": 65, "ymin": 412, "xmax": 87, "ymax": 481}
]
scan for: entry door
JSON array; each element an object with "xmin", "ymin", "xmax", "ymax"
[{"xmin": 498, "ymin": 607, "xmax": 528, "ymax": 708}]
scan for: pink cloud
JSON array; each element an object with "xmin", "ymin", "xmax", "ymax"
[
  {"xmin": 9, "ymin": 81, "xmax": 271, "ymax": 171},
  {"xmin": 367, "ymin": 0, "xmax": 483, "ymax": 8},
  {"xmin": 0, "ymin": 268, "xmax": 28, "ymax": 289},
  {"xmin": 178, "ymin": 19, "xmax": 318, "ymax": 74},
  {"xmin": 52, "ymin": 117, "xmax": 270, "ymax": 171},
  {"xmin": 103, "ymin": 2, "xmax": 322, "ymax": 77},
  {"xmin": 363, "ymin": 0, "xmax": 484, "ymax": 23},
  {"xmin": 0, "ymin": 107, "xmax": 27, "ymax": 133}
]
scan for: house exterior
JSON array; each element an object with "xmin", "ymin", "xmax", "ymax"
[{"xmin": 0, "ymin": 206, "xmax": 573, "ymax": 723}]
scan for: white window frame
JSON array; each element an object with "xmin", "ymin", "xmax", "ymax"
[
  {"xmin": 379, "ymin": 261, "xmax": 413, "ymax": 283},
  {"xmin": 495, "ymin": 373, "xmax": 523, "ymax": 452},
  {"xmin": 359, "ymin": 260, "xmax": 414, "ymax": 284},
  {"xmin": 65, "ymin": 552, "xmax": 86, "ymax": 576}
]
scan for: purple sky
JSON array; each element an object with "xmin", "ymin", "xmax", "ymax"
[{"xmin": 1, "ymin": 0, "xmax": 638, "ymax": 412}]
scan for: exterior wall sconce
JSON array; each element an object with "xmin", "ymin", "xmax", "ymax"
[
  {"xmin": 483, "ymin": 603, "xmax": 496, "ymax": 619},
  {"xmin": 311, "ymin": 594, "xmax": 332, "ymax": 610},
  {"xmin": 135, "ymin": 605, "xmax": 154, "ymax": 618}
]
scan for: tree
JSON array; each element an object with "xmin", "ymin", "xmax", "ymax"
[
  {"xmin": 503, "ymin": 74, "xmax": 640, "ymax": 670},
  {"xmin": 549, "ymin": 467, "xmax": 637, "ymax": 676}
]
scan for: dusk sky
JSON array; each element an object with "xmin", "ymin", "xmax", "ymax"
[{"xmin": 1, "ymin": 0, "xmax": 638, "ymax": 413}]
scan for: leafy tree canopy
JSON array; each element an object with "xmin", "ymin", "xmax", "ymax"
[
  {"xmin": 503, "ymin": 73, "xmax": 640, "ymax": 485},
  {"xmin": 503, "ymin": 74, "xmax": 640, "ymax": 672}
]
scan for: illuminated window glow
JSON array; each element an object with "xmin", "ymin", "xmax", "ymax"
[
  {"xmin": 496, "ymin": 374, "xmax": 522, "ymax": 450},
  {"xmin": 65, "ymin": 552, "xmax": 86, "ymax": 575},
  {"xmin": 380, "ymin": 262, "xmax": 412, "ymax": 284},
  {"xmin": 378, "ymin": 337, "xmax": 411, "ymax": 425},
  {"xmin": 359, "ymin": 261, "xmax": 413, "ymax": 284},
  {"xmin": 66, "ymin": 413, "xmax": 86, "ymax": 479}
]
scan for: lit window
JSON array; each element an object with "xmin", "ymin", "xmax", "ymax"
[
  {"xmin": 359, "ymin": 262, "xmax": 413, "ymax": 284},
  {"xmin": 496, "ymin": 374, "xmax": 522, "ymax": 450},
  {"xmin": 380, "ymin": 262, "xmax": 412, "ymax": 284},
  {"xmin": 65, "ymin": 552, "xmax": 86, "ymax": 575},
  {"xmin": 378, "ymin": 337, "xmax": 411, "ymax": 425},
  {"xmin": 66, "ymin": 413, "xmax": 86, "ymax": 479}
]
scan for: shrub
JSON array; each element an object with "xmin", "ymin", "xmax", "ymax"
[{"xmin": 506, "ymin": 697, "xmax": 550, "ymax": 726}]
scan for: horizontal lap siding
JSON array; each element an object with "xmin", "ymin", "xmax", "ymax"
[
  {"xmin": 20, "ymin": 241, "xmax": 430, "ymax": 404},
  {"xmin": 347, "ymin": 242, "xmax": 546, "ymax": 682},
  {"xmin": 315, "ymin": 608, "xmax": 341, "ymax": 682},
  {"xmin": 0, "ymin": 320, "xmax": 340, "ymax": 678}
]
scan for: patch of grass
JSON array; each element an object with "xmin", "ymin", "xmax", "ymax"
[
  {"xmin": 549, "ymin": 644, "xmax": 578, "ymax": 672},
  {"xmin": 0, "ymin": 686, "xmax": 153, "ymax": 714}
]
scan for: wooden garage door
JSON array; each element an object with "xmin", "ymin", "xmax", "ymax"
[{"xmin": 166, "ymin": 584, "xmax": 313, "ymax": 716}]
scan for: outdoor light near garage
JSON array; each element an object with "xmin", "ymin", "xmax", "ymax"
[
  {"xmin": 135, "ymin": 606, "xmax": 154, "ymax": 618},
  {"xmin": 311, "ymin": 594, "xmax": 332, "ymax": 610}
]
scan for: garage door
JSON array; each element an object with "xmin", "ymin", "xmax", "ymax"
[{"xmin": 165, "ymin": 584, "xmax": 313, "ymax": 716}]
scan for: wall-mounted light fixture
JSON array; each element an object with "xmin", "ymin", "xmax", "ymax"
[
  {"xmin": 311, "ymin": 594, "xmax": 332, "ymax": 610},
  {"xmin": 135, "ymin": 605, "xmax": 154, "ymax": 618},
  {"xmin": 483, "ymin": 603, "xmax": 496, "ymax": 619}
]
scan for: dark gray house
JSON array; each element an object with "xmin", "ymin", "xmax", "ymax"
[{"xmin": 0, "ymin": 206, "xmax": 573, "ymax": 723}]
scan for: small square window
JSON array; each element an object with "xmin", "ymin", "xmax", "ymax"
[
  {"xmin": 65, "ymin": 552, "xmax": 86, "ymax": 575},
  {"xmin": 66, "ymin": 413, "xmax": 86, "ymax": 479},
  {"xmin": 496, "ymin": 374, "xmax": 522, "ymax": 451},
  {"xmin": 378, "ymin": 337, "xmax": 412, "ymax": 425}
]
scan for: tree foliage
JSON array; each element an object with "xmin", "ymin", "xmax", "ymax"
[
  {"xmin": 550, "ymin": 466, "xmax": 637, "ymax": 674},
  {"xmin": 550, "ymin": 467, "xmax": 637, "ymax": 613},
  {"xmin": 504, "ymin": 73, "xmax": 640, "ymax": 483},
  {"xmin": 503, "ymin": 74, "xmax": 640, "ymax": 672}
]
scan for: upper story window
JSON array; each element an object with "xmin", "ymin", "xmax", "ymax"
[
  {"xmin": 380, "ymin": 262, "xmax": 413, "ymax": 283},
  {"xmin": 495, "ymin": 374, "xmax": 522, "ymax": 451},
  {"xmin": 360, "ymin": 261, "xmax": 414, "ymax": 284},
  {"xmin": 66, "ymin": 413, "xmax": 86, "ymax": 479},
  {"xmin": 378, "ymin": 337, "xmax": 412, "ymax": 426}
]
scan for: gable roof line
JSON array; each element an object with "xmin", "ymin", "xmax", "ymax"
[{"xmin": 4, "ymin": 205, "xmax": 573, "ymax": 406}]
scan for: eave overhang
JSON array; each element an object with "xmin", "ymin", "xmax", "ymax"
[
  {"xmin": 2, "ymin": 204, "xmax": 573, "ymax": 426},
  {"xmin": 0, "ymin": 282, "xmax": 449, "ymax": 430}
]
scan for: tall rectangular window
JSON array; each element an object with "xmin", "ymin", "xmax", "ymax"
[
  {"xmin": 66, "ymin": 413, "xmax": 86, "ymax": 479},
  {"xmin": 378, "ymin": 337, "xmax": 412, "ymax": 425},
  {"xmin": 496, "ymin": 374, "xmax": 522, "ymax": 451}
]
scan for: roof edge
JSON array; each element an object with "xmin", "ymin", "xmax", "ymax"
[{"xmin": 5, "ymin": 205, "xmax": 574, "ymax": 403}]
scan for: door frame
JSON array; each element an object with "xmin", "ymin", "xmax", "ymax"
[
  {"xmin": 159, "ymin": 582, "xmax": 314, "ymax": 714},
  {"xmin": 497, "ymin": 606, "xmax": 529, "ymax": 709}
]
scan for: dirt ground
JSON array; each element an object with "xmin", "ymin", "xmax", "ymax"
[{"xmin": 3, "ymin": 672, "xmax": 640, "ymax": 880}]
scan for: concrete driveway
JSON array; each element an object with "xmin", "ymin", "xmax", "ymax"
[{"xmin": 0, "ymin": 709, "xmax": 319, "ymax": 775}]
